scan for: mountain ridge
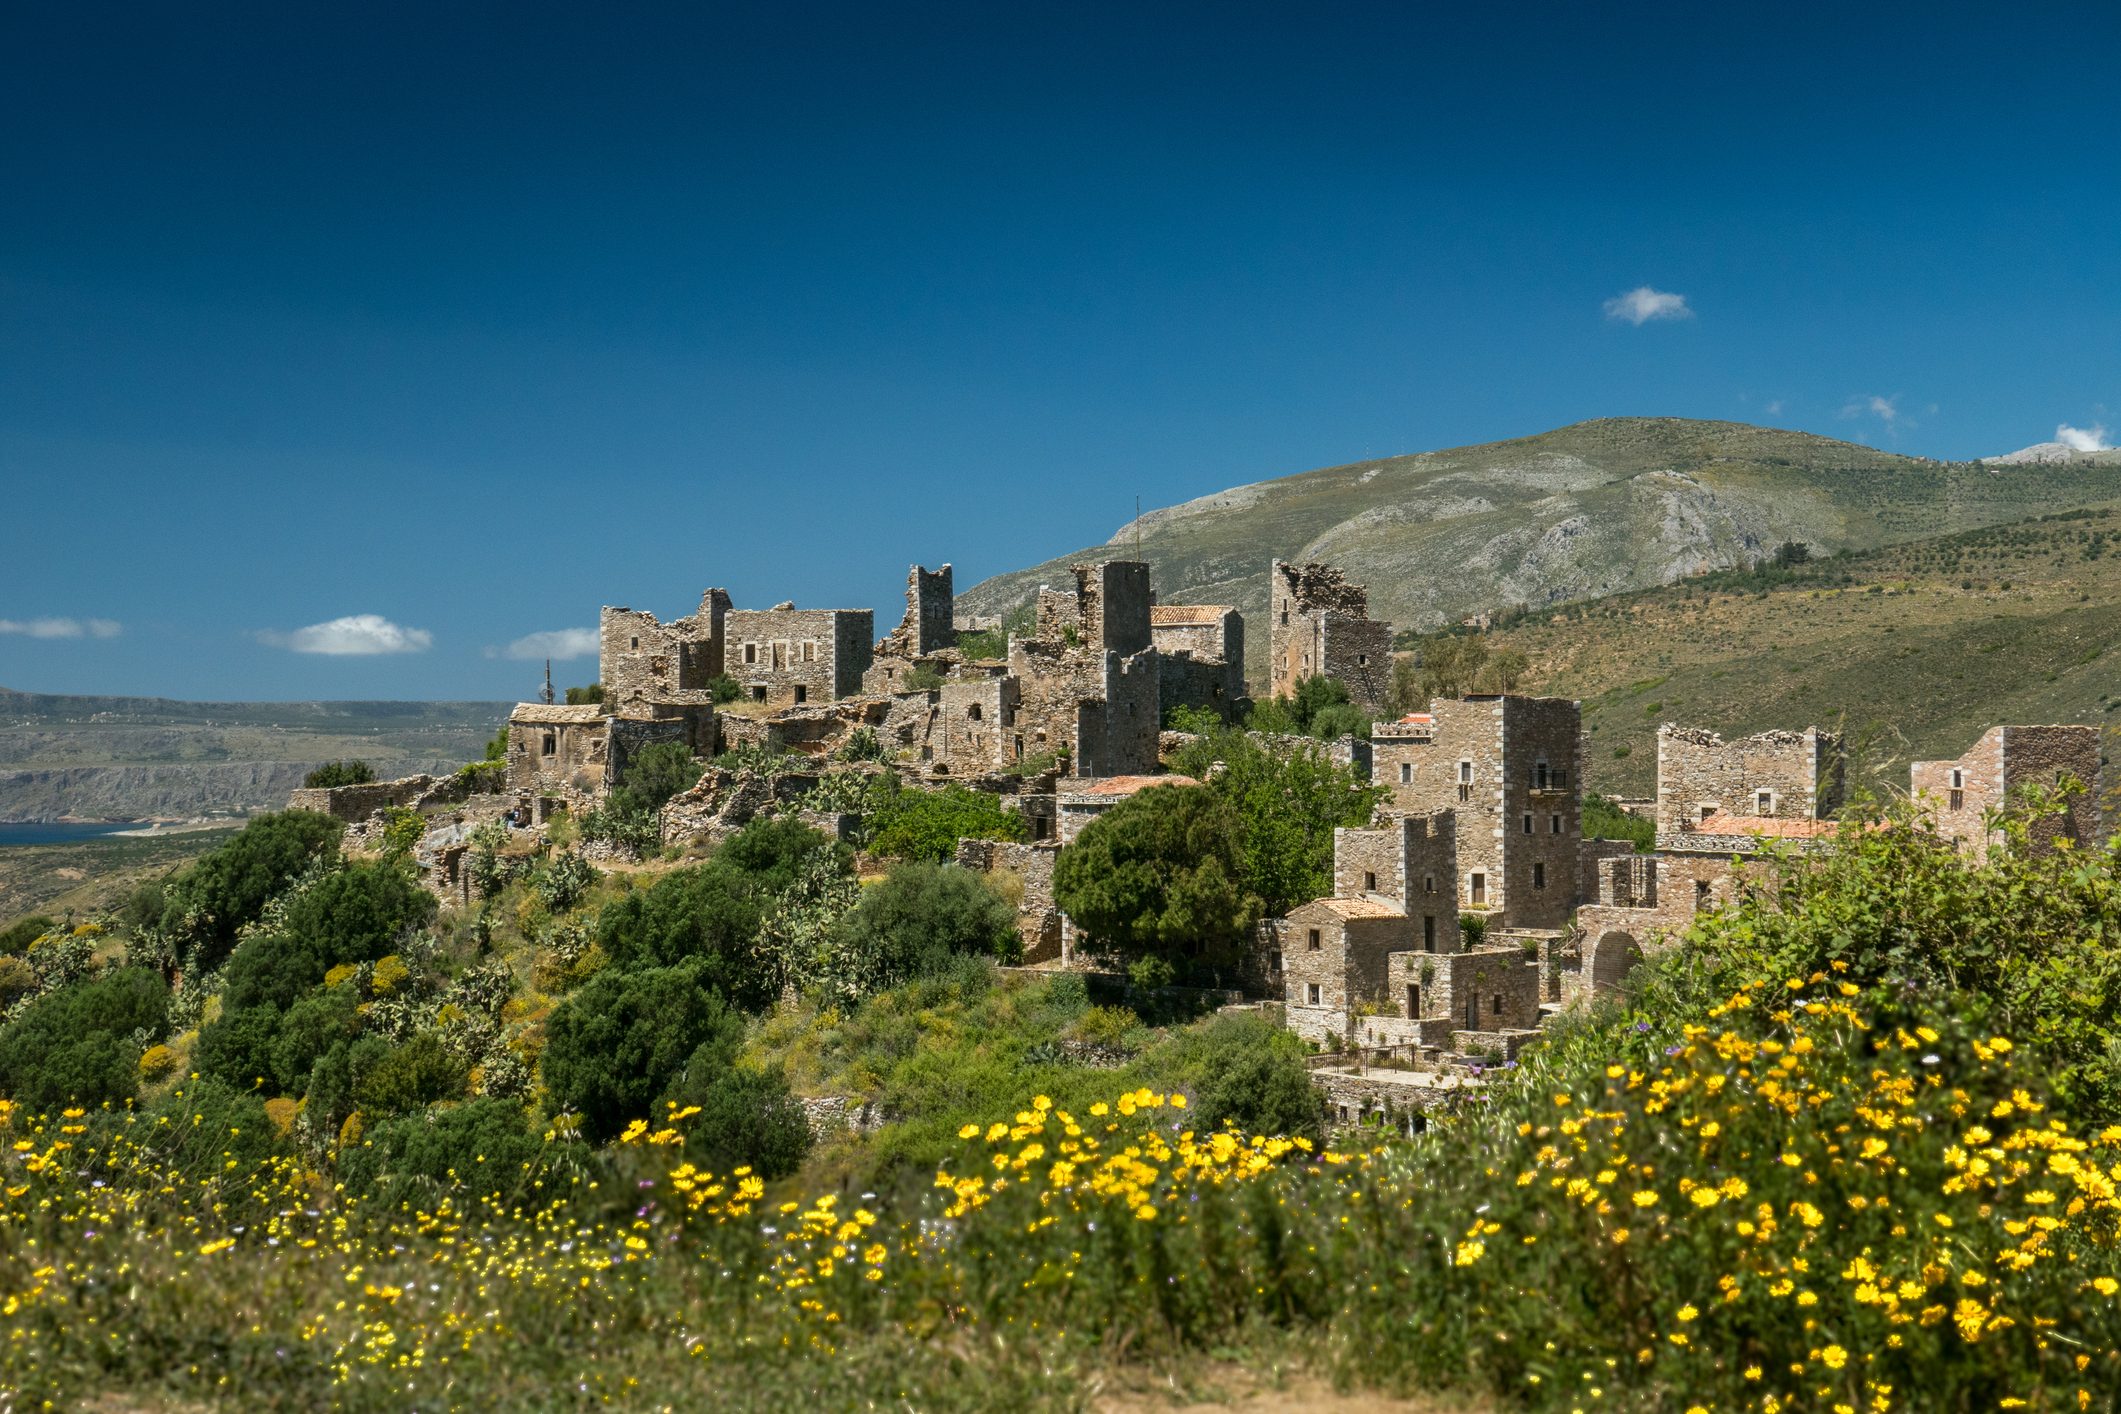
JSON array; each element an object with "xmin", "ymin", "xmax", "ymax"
[{"xmin": 960, "ymin": 418, "xmax": 2121, "ymax": 668}]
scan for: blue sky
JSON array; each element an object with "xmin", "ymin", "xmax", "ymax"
[{"xmin": 4, "ymin": 2, "xmax": 2117, "ymax": 700}]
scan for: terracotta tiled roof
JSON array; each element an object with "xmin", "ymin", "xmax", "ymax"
[
  {"xmin": 1149, "ymin": 605, "xmax": 1232, "ymax": 626},
  {"xmin": 1072, "ymin": 773, "xmax": 1202, "ymax": 797},
  {"xmin": 507, "ymin": 703, "xmax": 607, "ymax": 724},
  {"xmin": 1692, "ymin": 814, "xmax": 1838, "ymax": 838},
  {"xmin": 1294, "ymin": 896, "xmax": 1406, "ymax": 920}
]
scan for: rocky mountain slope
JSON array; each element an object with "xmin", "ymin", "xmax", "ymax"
[
  {"xmin": 960, "ymin": 418, "xmax": 2121, "ymax": 665},
  {"xmin": 0, "ymin": 691, "xmax": 507, "ymax": 821}
]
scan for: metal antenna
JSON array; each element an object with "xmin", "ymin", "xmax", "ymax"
[{"xmin": 1134, "ymin": 495, "xmax": 1141, "ymax": 558}]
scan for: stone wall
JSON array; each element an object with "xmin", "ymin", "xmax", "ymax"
[
  {"xmin": 1330, "ymin": 810, "xmax": 1459, "ymax": 947},
  {"xmin": 726, "ymin": 606, "xmax": 875, "ymax": 706},
  {"xmin": 288, "ymin": 774, "xmax": 435, "ymax": 823},
  {"xmin": 505, "ymin": 705, "xmax": 610, "ymax": 799},
  {"xmin": 1378, "ymin": 695, "xmax": 1583, "ymax": 931},
  {"xmin": 1266, "ymin": 560, "xmax": 1392, "ymax": 712},
  {"xmin": 600, "ymin": 590, "xmax": 728, "ymax": 712},
  {"xmin": 1390, "ymin": 945, "xmax": 1541, "ymax": 1033},
  {"xmin": 1150, "ymin": 605, "xmax": 1245, "ymax": 716},
  {"xmin": 1654, "ymin": 724, "xmax": 1843, "ymax": 841},
  {"xmin": 1912, "ymin": 724, "xmax": 2103, "ymax": 862}
]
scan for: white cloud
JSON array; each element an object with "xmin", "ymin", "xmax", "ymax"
[
  {"xmin": 260, "ymin": 614, "xmax": 433, "ymax": 656},
  {"xmin": 1841, "ymin": 394, "xmax": 1905, "ymax": 430},
  {"xmin": 2057, "ymin": 422, "xmax": 2112, "ymax": 452},
  {"xmin": 1603, "ymin": 286, "xmax": 1693, "ymax": 325},
  {"xmin": 492, "ymin": 627, "xmax": 599, "ymax": 662},
  {"xmin": 0, "ymin": 616, "xmax": 122, "ymax": 640},
  {"xmin": 1765, "ymin": 399, "xmax": 1786, "ymax": 416}
]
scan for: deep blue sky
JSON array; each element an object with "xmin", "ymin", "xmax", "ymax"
[{"xmin": 4, "ymin": 2, "xmax": 2117, "ymax": 700}]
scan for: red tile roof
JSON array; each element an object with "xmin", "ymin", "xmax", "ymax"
[{"xmin": 1149, "ymin": 605, "xmax": 1232, "ymax": 626}]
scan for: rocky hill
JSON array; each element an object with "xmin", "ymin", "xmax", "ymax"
[
  {"xmin": 0, "ymin": 691, "xmax": 507, "ymax": 821},
  {"xmin": 960, "ymin": 418, "xmax": 2121, "ymax": 667}
]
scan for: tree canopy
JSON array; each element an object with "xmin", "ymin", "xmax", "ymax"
[
  {"xmin": 1051, "ymin": 783, "xmax": 1258, "ymax": 975},
  {"xmin": 158, "ymin": 810, "xmax": 346, "ymax": 970},
  {"xmin": 1169, "ymin": 728, "xmax": 1383, "ymax": 915}
]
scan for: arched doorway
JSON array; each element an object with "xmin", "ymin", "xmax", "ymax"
[{"xmin": 1589, "ymin": 931, "xmax": 1641, "ymax": 995}]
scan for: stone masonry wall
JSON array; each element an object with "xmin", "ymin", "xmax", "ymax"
[
  {"xmin": 725, "ymin": 607, "xmax": 874, "ymax": 706},
  {"xmin": 1655, "ymin": 724, "xmax": 1843, "ymax": 841},
  {"xmin": 954, "ymin": 837, "xmax": 1063, "ymax": 963},
  {"xmin": 288, "ymin": 774, "xmax": 435, "ymax": 823},
  {"xmin": 1913, "ymin": 725, "xmax": 2103, "ymax": 862}
]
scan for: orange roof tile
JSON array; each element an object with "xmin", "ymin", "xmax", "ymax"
[
  {"xmin": 1149, "ymin": 605, "xmax": 1232, "ymax": 625},
  {"xmin": 1692, "ymin": 814, "xmax": 1838, "ymax": 839}
]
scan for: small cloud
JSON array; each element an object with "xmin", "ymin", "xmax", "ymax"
[
  {"xmin": 0, "ymin": 616, "xmax": 122, "ymax": 640},
  {"xmin": 1840, "ymin": 394, "xmax": 1911, "ymax": 435},
  {"xmin": 260, "ymin": 614, "xmax": 432, "ymax": 656},
  {"xmin": 1603, "ymin": 286, "xmax": 1693, "ymax": 325},
  {"xmin": 1765, "ymin": 399, "xmax": 1786, "ymax": 416},
  {"xmin": 490, "ymin": 627, "xmax": 599, "ymax": 661},
  {"xmin": 2057, "ymin": 422, "xmax": 2112, "ymax": 452}
]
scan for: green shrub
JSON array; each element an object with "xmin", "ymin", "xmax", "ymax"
[
  {"xmin": 706, "ymin": 674, "xmax": 741, "ymax": 704},
  {"xmin": 1169, "ymin": 728, "xmax": 1382, "ymax": 914},
  {"xmin": 540, "ymin": 959, "xmax": 743, "ymax": 1144},
  {"xmin": 621, "ymin": 741, "xmax": 706, "ymax": 811},
  {"xmin": 356, "ymin": 1033, "xmax": 468, "ymax": 1118},
  {"xmin": 662, "ymin": 1056, "xmax": 811, "ymax": 1180},
  {"xmin": 534, "ymin": 851, "xmax": 598, "ymax": 913},
  {"xmin": 338, "ymin": 1097, "xmax": 580, "ymax": 1208},
  {"xmin": 271, "ymin": 988, "xmax": 359, "ymax": 1096},
  {"xmin": 1154, "ymin": 1013, "xmax": 1321, "ymax": 1144},
  {"xmin": 563, "ymin": 683, "xmax": 604, "ymax": 705},
  {"xmin": 220, "ymin": 861, "xmax": 433, "ymax": 1013},
  {"xmin": 865, "ymin": 780, "xmax": 1027, "ymax": 863},
  {"xmin": 303, "ymin": 760, "xmax": 375, "ymax": 789},
  {"xmin": 1052, "ymin": 784, "xmax": 1258, "ymax": 975},
  {"xmin": 378, "ymin": 806, "xmax": 426, "ymax": 856},
  {"xmin": 824, "ymin": 862, "xmax": 1018, "ymax": 996},
  {"xmin": 193, "ymin": 1003, "xmax": 284, "ymax": 1092},
  {"xmin": 592, "ymin": 861, "xmax": 770, "ymax": 1008},
  {"xmin": 158, "ymin": 811, "xmax": 345, "ymax": 970},
  {"xmin": 0, "ymin": 966, "xmax": 170, "ymax": 1109},
  {"xmin": 0, "ymin": 915, "xmax": 54, "ymax": 954},
  {"xmin": 1582, "ymin": 792, "xmax": 1653, "ymax": 849}
]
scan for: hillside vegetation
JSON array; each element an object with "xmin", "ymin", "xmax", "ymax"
[
  {"xmin": 1459, "ymin": 501, "xmax": 2121, "ymax": 795},
  {"xmin": 959, "ymin": 418, "xmax": 2121, "ymax": 674},
  {"xmin": 0, "ymin": 690, "xmax": 506, "ymax": 821}
]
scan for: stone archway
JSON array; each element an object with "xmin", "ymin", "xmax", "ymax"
[{"xmin": 1588, "ymin": 931, "xmax": 1642, "ymax": 996}]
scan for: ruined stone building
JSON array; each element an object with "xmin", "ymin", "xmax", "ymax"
[
  {"xmin": 1149, "ymin": 604, "xmax": 1246, "ymax": 720},
  {"xmin": 1911, "ymin": 724, "xmax": 2104, "ymax": 862},
  {"xmin": 1654, "ymin": 724, "xmax": 1843, "ymax": 840},
  {"xmin": 1008, "ymin": 561, "xmax": 1160, "ymax": 779},
  {"xmin": 864, "ymin": 564, "xmax": 960, "ymax": 694},
  {"xmin": 1267, "ymin": 560, "xmax": 1393, "ymax": 713},
  {"xmin": 1568, "ymin": 723, "xmax": 1848, "ymax": 1000},
  {"xmin": 1371, "ymin": 695, "xmax": 1584, "ymax": 931},
  {"xmin": 1273, "ymin": 808, "xmax": 1542, "ymax": 1052},
  {"xmin": 603, "ymin": 589, "xmax": 873, "ymax": 711}
]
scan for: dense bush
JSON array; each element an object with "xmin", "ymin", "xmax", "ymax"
[
  {"xmin": 157, "ymin": 811, "xmax": 345, "ymax": 969},
  {"xmin": 716, "ymin": 817, "xmax": 852, "ymax": 894},
  {"xmin": 592, "ymin": 860, "xmax": 770, "ymax": 1006},
  {"xmin": 1052, "ymin": 783, "xmax": 1258, "ymax": 975},
  {"xmin": 824, "ymin": 862, "xmax": 1017, "ymax": 995},
  {"xmin": 662, "ymin": 1052, "xmax": 812, "ymax": 1179},
  {"xmin": 0, "ymin": 966, "xmax": 169, "ymax": 1109},
  {"xmin": 864, "ymin": 779, "xmax": 1026, "ymax": 862},
  {"xmin": 1155, "ymin": 1013, "xmax": 1322, "ymax": 1144},
  {"xmin": 219, "ymin": 861, "xmax": 433, "ymax": 1013},
  {"xmin": 270, "ymin": 988, "xmax": 359, "ymax": 1096},
  {"xmin": 355, "ymin": 1033, "xmax": 468, "ymax": 1118},
  {"xmin": 193, "ymin": 1003, "xmax": 284, "ymax": 1091},
  {"xmin": 302, "ymin": 760, "xmax": 375, "ymax": 789},
  {"xmin": 0, "ymin": 915, "xmax": 53, "ymax": 954},
  {"xmin": 541, "ymin": 960, "xmax": 744, "ymax": 1143},
  {"xmin": 1582, "ymin": 791, "xmax": 1654, "ymax": 849},
  {"xmin": 1170, "ymin": 727, "xmax": 1382, "ymax": 914},
  {"xmin": 337, "ymin": 1097, "xmax": 579, "ymax": 1208}
]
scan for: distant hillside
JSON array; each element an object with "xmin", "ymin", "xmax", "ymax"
[
  {"xmin": 960, "ymin": 418, "xmax": 2121, "ymax": 672},
  {"xmin": 0, "ymin": 692, "xmax": 508, "ymax": 821},
  {"xmin": 1471, "ymin": 502, "xmax": 2121, "ymax": 798}
]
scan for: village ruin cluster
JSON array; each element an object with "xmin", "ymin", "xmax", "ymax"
[{"xmin": 289, "ymin": 557, "xmax": 2110, "ymax": 1129}]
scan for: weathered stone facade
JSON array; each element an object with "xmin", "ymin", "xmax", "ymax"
[
  {"xmin": 1008, "ymin": 562, "xmax": 1160, "ymax": 778},
  {"xmin": 1280, "ymin": 897, "xmax": 1415, "ymax": 1042},
  {"xmin": 865, "ymin": 564, "xmax": 965, "ymax": 694},
  {"xmin": 601, "ymin": 590, "xmax": 729, "ymax": 712},
  {"xmin": 288, "ymin": 774, "xmax": 436, "ymax": 823},
  {"xmin": 1266, "ymin": 560, "xmax": 1392, "ymax": 713},
  {"xmin": 1654, "ymin": 724, "xmax": 1844, "ymax": 841},
  {"xmin": 726, "ymin": 605, "xmax": 873, "ymax": 707},
  {"xmin": 1149, "ymin": 604, "xmax": 1246, "ymax": 720},
  {"xmin": 506, "ymin": 704, "xmax": 612, "ymax": 799},
  {"xmin": 1375, "ymin": 695, "xmax": 1584, "ymax": 930},
  {"xmin": 1330, "ymin": 811, "xmax": 1460, "ymax": 950},
  {"xmin": 1911, "ymin": 724, "xmax": 2104, "ymax": 862}
]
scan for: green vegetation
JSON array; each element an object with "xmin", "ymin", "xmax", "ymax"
[
  {"xmin": 1582, "ymin": 791, "xmax": 1654, "ymax": 849},
  {"xmin": 1388, "ymin": 630, "xmax": 1529, "ymax": 711},
  {"xmin": 155, "ymin": 809, "xmax": 346, "ymax": 971},
  {"xmin": 583, "ymin": 740, "xmax": 706, "ymax": 851},
  {"xmin": 1245, "ymin": 673, "xmax": 1371, "ymax": 739},
  {"xmin": 706, "ymin": 673, "xmax": 742, "ymax": 703},
  {"xmin": 1169, "ymin": 726, "xmax": 1383, "ymax": 914},
  {"xmin": 862, "ymin": 776, "xmax": 1026, "ymax": 862},
  {"xmin": 1053, "ymin": 784, "xmax": 1257, "ymax": 978},
  {"xmin": 563, "ymin": 682, "xmax": 604, "ymax": 705},
  {"xmin": 301, "ymin": 759, "xmax": 374, "ymax": 789}
]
